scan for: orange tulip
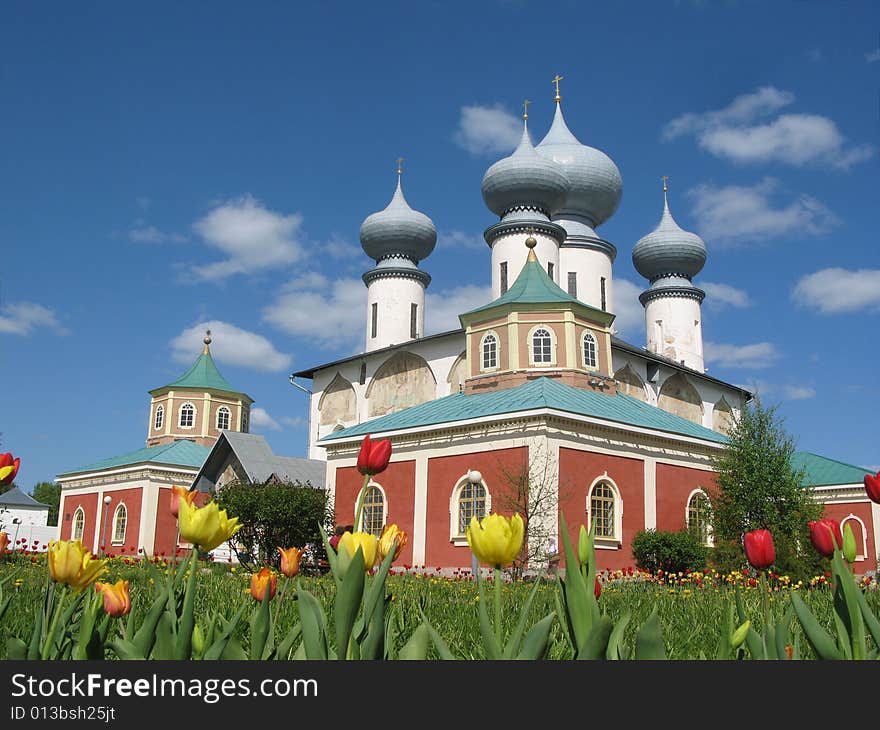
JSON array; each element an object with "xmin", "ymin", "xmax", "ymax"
[
  {"xmin": 170, "ymin": 485, "xmax": 197, "ymax": 519},
  {"xmin": 278, "ymin": 546, "xmax": 303, "ymax": 578},
  {"xmin": 0, "ymin": 532, "xmax": 9, "ymax": 558},
  {"xmin": 94, "ymin": 580, "xmax": 131, "ymax": 617},
  {"xmin": 250, "ymin": 567, "xmax": 277, "ymax": 602}
]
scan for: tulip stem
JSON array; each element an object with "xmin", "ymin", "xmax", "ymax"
[
  {"xmin": 759, "ymin": 571, "xmax": 771, "ymax": 658},
  {"xmin": 353, "ymin": 474, "xmax": 370, "ymax": 534},
  {"xmin": 494, "ymin": 566, "xmax": 502, "ymax": 648},
  {"xmin": 41, "ymin": 585, "xmax": 67, "ymax": 660}
]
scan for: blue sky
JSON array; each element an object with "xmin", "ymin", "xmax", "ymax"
[{"xmin": 2, "ymin": 1, "xmax": 878, "ymax": 489}]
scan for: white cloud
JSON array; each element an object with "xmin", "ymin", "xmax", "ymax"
[
  {"xmin": 0, "ymin": 302, "xmax": 68, "ymax": 336},
  {"xmin": 704, "ymin": 341, "xmax": 780, "ymax": 369},
  {"xmin": 687, "ymin": 178, "xmax": 838, "ymax": 246},
  {"xmin": 782, "ymin": 386, "xmax": 816, "ymax": 400},
  {"xmin": 425, "ymin": 285, "xmax": 493, "ymax": 334},
  {"xmin": 281, "ymin": 416, "xmax": 308, "ymax": 429},
  {"xmin": 438, "ymin": 229, "xmax": 485, "ymax": 250},
  {"xmin": 262, "ymin": 276, "xmax": 365, "ymax": 348},
  {"xmin": 866, "ymin": 48, "xmax": 880, "ymax": 63},
  {"xmin": 792, "ymin": 268, "xmax": 880, "ymax": 314},
  {"xmin": 129, "ymin": 225, "xmax": 187, "ymax": 244},
  {"xmin": 170, "ymin": 320, "xmax": 292, "ymax": 372},
  {"xmin": 191, "ymin": 195, "xmax": 305, "ymax": 280},
  {"xmin": 663, "ymin": 86, "xmax": 873, "ymax": 169},
  {"xmin": 324, "ymin": 236, "xmax": 360, "ymax": 260},
  {"xmin": 250, "ymin": 407, "xmax": 281, "ymax": 432},
  {"xmin": 699, "ymin": 281, "xmax": 752, "ymax": 309},
  {"xmin": 608, "ymin": 279, "xmax": 644, "ymax": 339},
  {"xmin": 736, "ymin": 379, "xmax": 815, "ymax": 401},
  {"xmin": 454, "ymin": 104, "xmax": 522, "ymax": 156}
]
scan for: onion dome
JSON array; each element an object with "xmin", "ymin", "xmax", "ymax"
[
  {"xmin": 481, "ymin": 119, "xmax": 568, "ymax": 220},
  {"xmin": 536, "ymin": 102, "xmax": 623, "ymax": 229},
  {"xmin": 632, "ymin": 187, "xmax": 707, "ymax": 281},
  {"xmin": 360, "ymin": 173, "xmax": 437, "ymax": 264}
]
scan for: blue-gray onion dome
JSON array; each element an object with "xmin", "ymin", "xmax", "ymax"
[
  {"xmin": 359, "ymin": 177, "xmax": 437, "ymax": 263},
  {"xmin": 632, "ymin": 193, "xmax": 707, "ymax": 280}
]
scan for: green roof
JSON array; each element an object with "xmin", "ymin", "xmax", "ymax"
[
  {"xmin": 151, "ymin": 347, "xmax": 240, "ymax": 395},
  {"xmin": 59, "ymin": 440, "xmax": 211, "ymax": 476},
  {"xmin": 792, "ymin": 451, "xmax": 872, "ymax": 487},
  {"xmin": 320, "ymin": 376, "xmax": 727, "ymax": 445}
]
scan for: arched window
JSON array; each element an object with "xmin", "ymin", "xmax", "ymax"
[
  {"xmin": 481, "ymin": 332, "xmax": 498, "ymax": 371},
  {"xmin": 686, "ymin": 490, "xmax": 713, "ymax": 547},
  {"xmin": 532, "ymin": 327, "xmax": 553, "ymax": 364},
  {"xmin": 216, "ymin": 406, "xmax": 230, "ymax": 431},
  {"xmin": 358, "ymin": 483, "xmax": 386, "ymax": 537},
  {"xmin": 588, "ymin": 478, "xmax": 622, "ymax": 543},
  {"xmin": 72, "ymin": 507, "xmax": 85, "ymax": 541},
  {"xmin": 241, "ymin": 409, "xmax": 249, "ymax": 433},
  {"xmin": 112, "ymin": 503, "xmax": 127, "ymax": 545},
  {"xmin": 450, "ymin": 474, "xmax": 492, "ymax": 540},
  {"xmin": 179, "ymin": 403, "xmax": 195, "ymax": 428},
  {"xmin": 154, "ymin": 404, "xmax": 164, "ymax": 430},
  {"xmin": 582, "ymin": 332, "xmax": 598, "ymax": 369},
  {"xmin": 841, "ymin": 514, "xmax": 868, "ymax": 560}
]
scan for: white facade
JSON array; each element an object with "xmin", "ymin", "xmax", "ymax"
[
  {"xmin": 490, "ymin": 229, "xmax": 560, "ymax": 298},
  {"xmin": 559, "ymin": 246, "xmax": 614, "ymax": 313},
  {"xmin": 644, "ymin": 295, "xmax": 704, "ymax": 372},
  {"xmin": 365, "ymin": 274, "xmax": 426, "ymax": 352}
]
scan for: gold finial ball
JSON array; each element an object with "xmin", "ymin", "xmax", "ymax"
[
  {"xmin": 204, "ymin": 329, "xmax": 212, "ymax": 346},
  {"xmin": 525, "ymin": 235, "xmax": 537, "ymax": 249}
]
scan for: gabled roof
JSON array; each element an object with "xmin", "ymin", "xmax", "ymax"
[
  {"xmin": 320, "ymin": 376, "xmax": 727, "ymax": 445},
  {"xmin": 191, "ymin": 431, "xmax": 326, "ymax": 492},
  {"xmin": 58, "ymin": 440, "xmax": 211, "ymax": 477},
  {"xmin": 792, "ymin": 451, "xmax": 872, "ymax": 487},
  {"xmin": 0, "ymin": 486, "xmax": 49, "ymax": 508}
]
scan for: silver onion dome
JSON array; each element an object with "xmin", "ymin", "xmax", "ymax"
[
  {"xmin": 481, "ymin": 119, "xmax": 568, "ymax": 219},
  {"xmin": 536, "ymin": 102, "xmax": 623, "ymax": 229},
  {"xmin": 359, "ymin": 175, "xmax": 437, "ymax": 263},
  {"xmin": 632, "ymin": 190, "xmax": 707, "ymax": 281}
]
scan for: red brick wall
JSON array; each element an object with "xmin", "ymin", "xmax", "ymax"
[
  {"xmin": 333, "ymin": 460, "xmax": 416, "ymax": 566},
  {"xmin": 424, "ymin": 446, "xmax": 528, "ymax": 569},
  {"xmin": 59, "ymin": 492, "xmax": 98, "ymax": 549},
  {"xmin": 655, "ymin": 464, "xmax": 718, "ymax": 533},
  {"xmin": 822, "ymin": 501, "xmax": 877, "ymax": 572},
  {"xmin": 153, "ymin": 486, "xmax": 211, "ymax": 558},
  {"xmin": 558, "ymin": 448, "xmax": 645, "ymax": 572},
  {"xmin": 100, "ymin": 488, "xmax": 143, "ymax": 557}
]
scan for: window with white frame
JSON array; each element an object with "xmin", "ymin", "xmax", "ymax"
[
  {"xmin": 583, "ymin": 331, "xmax": 598, "ymax": 369},
  {"xmin": 112, "ymin": 503, "xmax": 127, "ymax": 545},
  {"xmin": 532, "ymin": 327, "xmax": 553, "ymax": 364},
  {"xmin": 179, "ymin": 402, "xmax": 195, "ymax": 428},
  {"xmin": 72, "ymin": 507, "xmax": 85, "ymax": 541},
  {"xmin": 841, "ymin": 515, "xmax": 868, "ymax": 560},
  {"xmin": 154, "ymin": 404, "xmax": 164, "ymax": 430},
  {"xmin": 216, "ymin": 406, "xmax": 231, "ymax": 430},
  {"xmin": 241, "ymin": 409, "xmax": 249, "ymax": 433},
  {"xmin": 686, "ymin": 490, "xmax": 713, "ymax": 547},
  {"xmin": 589, "ymin": 480, "xmax": 620, "ymax": 542},
  {"xmin": 359, "ymin": 483, "xmax": 386, "ymax": 537},
  {"xmin": 451, "ymin": 478, "xmax": 490, "ymax": 539},
  {"xmin": 481, "ymin": 332, "xmax": 498, "ymax": 370}
]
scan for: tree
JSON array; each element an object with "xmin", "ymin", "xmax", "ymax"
[
  {"xmin": 31, "ymin": 482, "xmax": 61, "ymax": 526},
  {"xmin": 709, "ymin": 396, "xmax": 823, "ymax": 579},
  {"xmin": 214, "ymin": 479, "xmax": 333, "ymax": 571}
]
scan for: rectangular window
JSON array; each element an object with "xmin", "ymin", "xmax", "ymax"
[
  {"xmin": 410, "ymin": 303, "xmax": 418, "ymax": 339},
  {"xmin": 359, "ymin": 362, "xmax": 367, "ymax": 385},
  {"xmin": 548, "ymin": 262, "xmax": 554, "ymax": 280},
  {"xmin": 567, "ymin": 272, "xmax": 577, "ymax": 298},
  {"xmin": 500, "ymin": 262, "xmax": 508, "ymax": 294},
  {"xmin": 600, "ymin": 277, "xmax": 607, "ymax": 311},
  {"xmin": 371, "ymin": 303, "xmax": 378, "ymax": 339}
]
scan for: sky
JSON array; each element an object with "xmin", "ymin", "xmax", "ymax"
[{"xmin": 2, "ymin": 0, "xmax": 878, "ymax": 489}]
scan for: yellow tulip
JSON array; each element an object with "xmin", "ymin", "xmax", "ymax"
[
  {"xmin": 338, "ymin": 531, "xmax": 379, "ymax": 571},
  {"xmin": 95, "ymin": 579, "xmax": 131, "ymax": 617},
  {"xmin": 47, "ymin": 540, "xmax": 108, "ymax": 591},
  {"xmin": 377, "ymin": 524, "xmax": 407, "ymax": 563},
  {"xmin": 177, "ymin": 498, "xmax": 241, "ymax": 552},
  {"xmin": 466, "ymin": 513, "xmax": 524, "ymax": 568}
]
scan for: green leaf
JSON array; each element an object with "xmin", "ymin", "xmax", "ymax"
[
  {"xmin": 634, "ymin": 609, "xmax": 666, "ymax": 660},
  {"xmin": 853, "ymin": 583, "xmax": 880, "ymax": 650},
  {"xmin": 775, "ymin": 608, "xmax": 793, "ymax": 660},
  {"xmin": 7, "ymin": 637, "xmax": 27, "ymax": 660},
  {"xmin": 552, "ymin": 584, "xmax": 575, "ymax": 657},
  {"xmin": 132, "ymin": 590, "xmax": 168, "ymax": 658},
  {"xmin": 475, "ymin": 570, "xmax": 501, "ymax": 660},
  {"xmin": 275, "ymin": 622, "xmax": 302, "ymax": 661},
  {"xmin": 153, "ymin": 611, "xmax": 176, "ymax": 660},
  {"xmin": 789, "ymin": 590, "xmax": 843, "ymax": 660},
  {"xmin": 334, "ymin": 548, "xmax": 365, "ymax": 660},
  {"xmin": 714, "ymin": 601, "xmax": 733, "ymax": 660},
  {"xmin": 516, "ymin": 613, "xmax": 555, "ymax": 660},
  {"xmin": 297, "ymin": 588, "xmax": 329, "ymax": 660},
  {"xmin": 558, "ymin": 513, "xmax": 593, "ymax": 648},
  {"xmin": 249, "ymin": 588, "xmax": 273, "ymax": 661},
  {"xmin": 27, "ymin": 604, "xmax": 42, "ymax": 660},
  {"xmin": 577, "ymin": 614, "xmax": 613, "ymax": 660},
  {"xmin": 417, "ymin": 607, "xmax": 456, "ymax": 660},
  {"xmin": 830, "ymin": 549, "xmax": 866, "ymax": 659},
  {"xmin": 398, "ymin": 623, "xmax": 429, "ymax": 660},
  {"xmin": 108, "ymin": 639, "xmax": 146, "ymax": 661},
  {"xmin": 221, "ymin": 636, "xmax": 248, "ymax": 660},
  {"xmin": 734, "ymin": 585, "xmax": 764, "ymax": 660},
  {"xmin": 607, "ymin": 610, "xmax": 632, "ymax": 661},
  {"xmin": 502, "ymin": 577, "xmax": 543, "ymax": 659}
]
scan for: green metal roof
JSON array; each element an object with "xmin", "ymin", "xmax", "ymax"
[
  {"xmin": 151, "ymin": 347, "xmax": 240, "ymax": 395},
  {"xmin": 320, "ymin": 376, "xmax": 727, "ymax": 445},
  {"xmin": 59, "ymin": 440, "xmax": 211, "ymax": 476},
  {"xmin": 791, "ymin": 451, "xmax": 872, "ymax": 487}
]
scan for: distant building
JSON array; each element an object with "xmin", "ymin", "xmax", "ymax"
[{"xmin": 0, "ymin": 486, "xmax": 54, "ymax": 553}]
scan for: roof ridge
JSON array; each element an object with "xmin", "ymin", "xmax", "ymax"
[{"xmin": 795, "ymin": 450, "xmax": 871, "ymax": 472}]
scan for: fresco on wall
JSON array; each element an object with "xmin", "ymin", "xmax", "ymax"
[
  {"xmin": 712, "ymin": 396, "xmax": 734, "ymax": 434},
  {"xmin": 319, "ymin": 373, "xmax": 357, "ymax": 426},
  {"xmin": 658, "ymin": 372, "xmax": 703, "ymax": 424},
  {"xmin": 446, "ymin": 351, "xmax": 467, "ymax": 394},
  {"xmin": 614, "ymin": 364, "xmax": 648, "ymax": 402},
  {"xmin": 367, "ymin": 351, "xmax": 436, "ymax": 417}
]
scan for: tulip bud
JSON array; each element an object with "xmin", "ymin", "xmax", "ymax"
[
  {"xmin": 577, "ymin": 525, "xmax": 593, "ymax": 568},
  {"xmin": 842, "ymin": 522, "xmax": 857, "ymax": 563},
  {"xmin": 378, "ymin": 524, "xmax": 407, "ymax": 563},
  {"xmin": 731, "ymin": 620, "xmax": 751, "ymax": 649},
  {"xmin": 250, "ymin": 567, "xmax": 277, "ymax": 602},
  {"xmin": 743, "ymin": 529, "xmax": 775, "ymax": 571},
  {"xmin": 94, "ymin": 580, "xmax": 131, "ymax": 617},
  {"xmin": 192, "ymin": 624, "xmax": 205, "ymax": 658},
  {"xmin": 278, "ymin": 546, "xmax": 303, "ymax": 578}
]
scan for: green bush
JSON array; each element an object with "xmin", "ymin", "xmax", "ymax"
[{"xmin": 631, "ymin": 529, "xmax": 708, "ymax": 574}]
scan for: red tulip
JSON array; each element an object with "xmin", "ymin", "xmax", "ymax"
[
  {"xmin": 865, "ymin": 472, "xmax": 880, "ymax": 504},
  {"xmin": 743, "ymin": 529, "xmax": 775, "ymax": 570},
  {"xmin": 0, "ymin": 453, "xmax": 20, "ymax": 486},
  {"xmin": 356, "ymin": 434, "xmax": 392, "ymax": 476},
  {"xmin": 808, "ymin": 518, "xmax": 842, "ymax": 558},
  {"xmin": 594, "ymin": 576, "xmax": 601, "ymax": 599}
]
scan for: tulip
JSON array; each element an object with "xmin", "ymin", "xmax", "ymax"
[
  {"xmin": 94, "ymin": 579, "xmax": 131, "ymax": 617},
  {"xmin": 0, "ymin": 453, "xmax": 20, "ymax": 486},
  {"xmin": 466, "ymin": 513, "xmax": 524, "ymax": 569},
  {"xmin": 47, "ymin": 540, "xmax": 108, "ymax": 591},
  {"xmin": 842, "ymin": 522, "xmax": 858, "ymax": 563},
  {"xmin": 594, "ymin": 576, "xmax": 601, "ymax": 600},
  {"xmin": 250, "ymin": 567, "xmax": 277, "ymax": 602},
  {"xmin": 278, "ymin": 546, "xmax": 303, "ymax": 578},
  {"xmin": 577, "ymin": 525, "xmax": 593, "ymax": 568},
  {"xmin": 743, "ymin": 529, "xmax": 775, "ymax": 570},
  {"xmin": 377, "ymin": 524, "xmax": 407, "ymax": 563},
  {"xmin": 177, "ymin": 498, "xmax": 241, "ymax": 552},
  {"xmin": 865, "ymin": 472, "xmax": 880, "ymax": 504},
  {"xmin": 0, "ymin": 532, "xmax": 9, "ymax": 558},
  {"xmin": 170, "ymin": 485, "xmax": 197, "ymax": 519},
  {"xmin": 338, "ymin": 531, "xmax": 379, "ymax": 571},
  {"xmin": 808, "ymin": 518, "xmax": 842, "ymax": 558},
  {"xmin": 356, "ymin": 434, "xmax": 392, "ymax": 477},
  {"xmin": 731, "ymin": 620, "xmax": 751, "ymax": 650}
]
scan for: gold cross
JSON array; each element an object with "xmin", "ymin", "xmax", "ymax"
[
  {"xmin": 552, "ymin": 74, "xmax": 564, "ymax": 102},
  {"xmin": 397, "ymin": 157, "xmax": 404, "ymax": 175},
  {"xmin": 661, "ymin": 175, "xmax": 669, "ymax": 192},
  {"xmin": 522, "ymin": 99, "xmax": 531, "ymax": 119}
]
